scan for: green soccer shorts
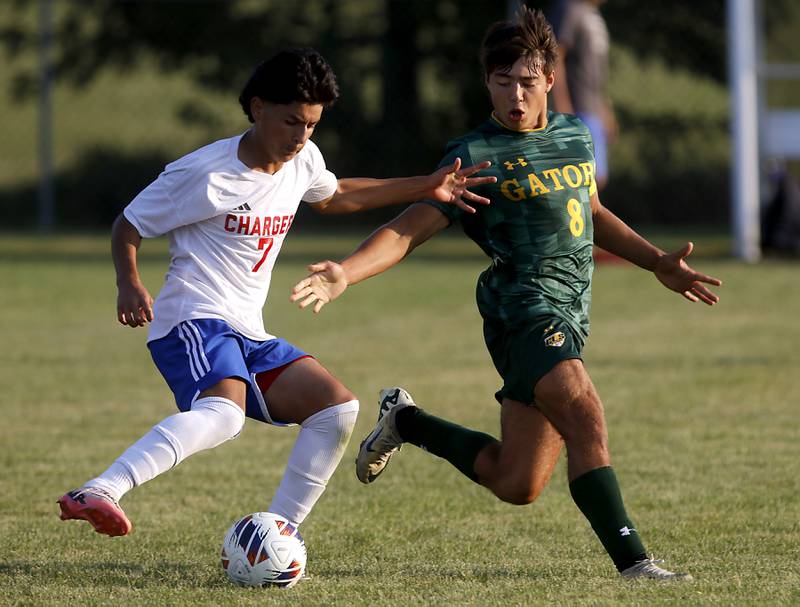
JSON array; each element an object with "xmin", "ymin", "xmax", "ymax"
[{"xmin": 483, "ymin": 314, "xmax": 584, "ymax": 405}]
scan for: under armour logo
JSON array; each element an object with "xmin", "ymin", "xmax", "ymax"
[
  {"xmin": 619, "ymin": 526, "xmax": 636, "ymax": 536},
  {"xmin": 504, "ymin": 157, "xmax": 528, "ymax": 170}
]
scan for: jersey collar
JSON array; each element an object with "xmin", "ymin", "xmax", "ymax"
[{"xmin": 489, "ymin": 112, "xmax": 548, "ymax": 133}]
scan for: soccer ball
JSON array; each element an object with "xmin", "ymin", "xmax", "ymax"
[{"xmin": 221, "ymin": 512, "xmax": 307, "ymax": 588}]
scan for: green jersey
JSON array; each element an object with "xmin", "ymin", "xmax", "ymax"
[{"xmin": 426, "ymin": 111, "xmax": 596, "ymax": 341}]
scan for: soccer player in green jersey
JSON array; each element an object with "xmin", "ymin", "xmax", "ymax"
[{"xmin": 290, "ymin": 8, "xmax": 720, "ymax": 580}]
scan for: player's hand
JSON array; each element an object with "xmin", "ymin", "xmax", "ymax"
[
  {"xmin": 290, "ymin": 261, "xmax": 348, "ymax": 314},
  {"xmin": 117, "ymin": 280, "xmax": 154, "ymax": 327},
  {"xmin": 427, "ymin": 158, "xmax": 497, "ymax": 214},
  {"xmin": 654, "ymin": 242, "xmax": 722, "ymax": 305}
]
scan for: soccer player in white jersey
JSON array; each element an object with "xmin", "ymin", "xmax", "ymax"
[{"xmin": 57, "ymin": 48, "xmax": 495, "ymax": 537}]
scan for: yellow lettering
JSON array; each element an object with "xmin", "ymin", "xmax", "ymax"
[
  {"xmin": 563, "ymin": 164, "xmax": 583, "ymax": 188},
  {"xmin": 579, "ymin": 161, "xmax": 595, "ymax": 187},
  {"xmin": 500, "ymin": 179, "xmax": 526, "ymax": 201},
  {"xmin": 527, "ymin": 172, "xmax": 551, "ymax": 197},
  {"xmin": 542, "ymin": 168, "xmax": 564, "ymax": 190}
]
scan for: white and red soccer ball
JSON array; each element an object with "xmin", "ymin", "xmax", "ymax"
[{"xmin": 221, "ymin": 512, "xmax": 307, "ymax": 588}]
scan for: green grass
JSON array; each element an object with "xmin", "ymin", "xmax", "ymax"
[{"xmin": 1, "ymin": 232, "xmax": 798, "ymax": 605}]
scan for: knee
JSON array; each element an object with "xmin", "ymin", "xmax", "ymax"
[
  {"xmin": 493, "ymin": 473, "xmax": 549, "ymax": 505},
  {"xmin": 335, "ymin": 399, "xmax": 359, "ymax": 437},
  {"xmin": 192, "ymin": 396, "xmax": 245, "ymax": 440},
  {"xmin": 497, "ymin": 481, "xmax": 546, "ymax": 506},
  {"xmin": 302, "ymin": 399, "xmax": 360, "ymax": 444},
  {"xmin": 336, "ymin": 387, "xmax": 358, "ymax": 407},
  {"xmin": 322, "ymin": 383, "xmax": 358, "ymax": 414}
]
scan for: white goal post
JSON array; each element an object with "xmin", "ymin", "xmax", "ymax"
[{"xmin": 729, "ymin": 0, "xmax": 800, "ymax": 261}]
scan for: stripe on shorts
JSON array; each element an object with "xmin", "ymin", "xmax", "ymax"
[
  {"xmin": 177, "ymin": 322, "xmax": 209, "ymax": 381},
  {"xmin": 185, "ymin": 321, "xmax": 212, "ymax": 373}
]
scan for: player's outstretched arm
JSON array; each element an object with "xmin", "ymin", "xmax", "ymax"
[
  {"xmin": 291, "ymin": 203, "xmax": 448, "ymax": 313},
  {"xmin": 653, "ymin": 242, "xmax": 721, "ymax": 305},
  {"xmin": 313, "ymin": 158, "xmax": 496, "ymax": 215},
  {"xmin": 111, "ymin": 214, "xmax": 155, "ymax": 327},
  {"xmin": 591, "ymin": 194, "xmax": 721, "ymax": 305}
]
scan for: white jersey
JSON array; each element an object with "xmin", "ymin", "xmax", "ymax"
[{"xmin": 124, "ymin": 133, "xmax": 337, "ymax": 342}]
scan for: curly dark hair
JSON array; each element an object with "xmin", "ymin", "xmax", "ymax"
[
  {"xmin": 480, "ymin": 7, "xmax": 558, "ymax": 77},
  {"xmin": 239, "ymin": 48, "xmax": 340, "ymax": 123}
]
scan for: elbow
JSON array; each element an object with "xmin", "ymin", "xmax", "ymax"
[{"xmin": 312, "ymin": 193, "xmax": 348, "ymax": 215}]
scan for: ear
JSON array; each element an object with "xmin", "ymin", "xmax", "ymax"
[
  {"xmin": 250, "ymin": 97, "xmax": 264, "ymax": 121},
  {"xmin": 545, "ymin": 71, "xmax": 555, "ymax": 93}
]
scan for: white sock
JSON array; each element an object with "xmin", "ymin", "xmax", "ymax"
[
  {"xmin": 268, "ymin": 400, "xmax": 359, "ymax": 526},
  {"xmin": 85, "ymin": 396, "xmax": 245, "ymax": 501}
]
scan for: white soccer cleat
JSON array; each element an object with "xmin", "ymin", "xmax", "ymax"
[
  {"xmin": 621, "ymin": 558, "xmax": 693, "ymax": 581},
  {"xmin": 355, "ymin": 387, "xmax": 415, "ymax": 484}
]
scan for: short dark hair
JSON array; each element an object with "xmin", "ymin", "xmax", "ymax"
[
  {"xmin": 480, "ymin": 7, "xmax": 558, "ymax": 77},
  {"xmin": 239, "ymin": 48, "xmax": 340, "ymax": 122}
]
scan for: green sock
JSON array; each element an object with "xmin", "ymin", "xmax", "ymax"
[
  {"xmin": 395, "ymin": 407, "xmax": 496, "ymax": 483},
  {"xmin": 569, "ymin": 466, "xmax": 648, "ymax": 571}
]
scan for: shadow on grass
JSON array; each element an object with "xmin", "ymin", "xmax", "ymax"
[
  {"xmin": 0, "ymin": 560, "xmax": 226, "ymax": 588},
  {"xmin": 315, "ymin": 565, "xmax": 558, "ymax": 582}
]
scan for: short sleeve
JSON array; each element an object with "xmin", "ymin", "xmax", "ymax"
[
  {"xmin": 302, "ymin": 169, "xmax": 338, "ymax": 203},
  {"xmin": 124, "ymin": 163, "xmax": 218, "ymax": 238},
  {"xmin": 419, "ymin": 141, "xmax": 471, "ymax": 226},
  {"xmin": 301, "ymin": 142, "xmax": 338, "ymax": 203}
]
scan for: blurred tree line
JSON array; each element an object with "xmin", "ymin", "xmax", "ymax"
[{"xmin": 0, "ymin": 0, "xmax": 798, "ymax": 229}]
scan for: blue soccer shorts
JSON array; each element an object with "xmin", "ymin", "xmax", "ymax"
[{"xmin": 148, "ymin": 318, "xmax": 309, "ymax": 425}]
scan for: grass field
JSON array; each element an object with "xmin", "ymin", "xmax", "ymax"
[{"xmin": 1, "ymin": 231, "xmax": 798, "ymax": 606}]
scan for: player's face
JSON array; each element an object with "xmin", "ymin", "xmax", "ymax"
[
  {"xmin": 251, "ymin": 99, "xmax": 324, "ymax": 163},
  {"xmin": 486, "ymin": 57, "xmax": 554, "ymax": 131}
]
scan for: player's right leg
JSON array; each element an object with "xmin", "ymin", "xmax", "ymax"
[
  {"xmin": 355, "ymin": 387, "xmax": 413, "ymax": 484},
  {"xmin": 58, "ymin": 320, "xmax": 248, "ymax": 536},
  {"xmin": 58, "ymin": 487, "xmax": 132, "ymax": 537},
  {"xmin": 473, "ymin": 399, "xmax": 563, "ymax": 504},
  {"xmin": 355, "ymin": 387, "xmax": 564, "ymax": 502},
  {"xmin": 59, "ymin": 378, "xmax": 245, "ymax": 536}
]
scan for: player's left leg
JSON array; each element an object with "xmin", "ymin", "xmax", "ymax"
[
  {"xmin": 534, "ymin": 359, "xmax": 691, "ymax": 580},
  {"xmin": 255, "ymin": 357, "xmax": 358, "ymax": 526}
]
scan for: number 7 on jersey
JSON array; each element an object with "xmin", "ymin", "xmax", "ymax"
[{"xmin": 253, "ymin": 237, "xmax": 274, "ymax": 272}]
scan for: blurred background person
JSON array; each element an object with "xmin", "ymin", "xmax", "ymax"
[{"xmin": 551, "ymin": 0, "xmax": 617, "ymax": 191}]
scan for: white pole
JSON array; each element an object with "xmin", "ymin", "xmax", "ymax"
[{"xmin": 728, "ymin": 0, "xmax": 761, "ymax": 261}]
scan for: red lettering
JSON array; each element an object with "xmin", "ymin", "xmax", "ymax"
[
  {"xmin": 250, "ymin": 216, "xmax": 261, "ymax": 236},
  {"xmin": 271, "ymin": 217, "xmax": 280, "ymax": 236},
  {"xmin": 224, "ymin": 214, "xmax": 236, "ymax": 232},
  {"xmin": 252, "ymin": 237, "xmax": 274, "ymax": 272},
  {"xmin": 279, "ymin": 215, "xmax": 289, "ymax": 234},
  {"xmin": 285, "ymin": 214, "xmax": 295, "ymax": 232},
  {"xmin": 237, "ymin": 216, "xmax": 251, "ymax": 234},
  {"xmin": 262, "ymin": 216, "xmax": 271, "ymax": 236}
]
